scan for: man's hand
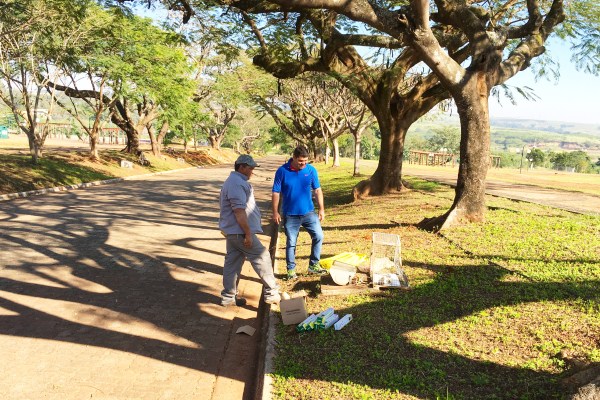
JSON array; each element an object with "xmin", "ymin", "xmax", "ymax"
[
  {"xmin": 318, "ymin": 209, "xmax": 325, "ymax": 221},
  {"xmin": 233, "ymin": 208, "xmax": 253, "ymax": 247},
  {"xmin": 315, "ymin": 188, "xmax": 325, "ymax": 221},
  {"xmin": 272, "ymin": 192, "xmax": 281, "ymax": 225},
  {"xmin": 272, "ymin": 211, "xmax": 282, "ymax": 225}
]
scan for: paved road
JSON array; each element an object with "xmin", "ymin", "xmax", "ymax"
[
  {"xmin": 1, "ymin": 157, "xmax": 596, "ymax": 400},
  {"xmin": 0, "ymin": 160, "xmax": 282, "ymax": 400},
  {"xmin": 403, "ymin": 165, "xmax": 600, "ymax": 216}
]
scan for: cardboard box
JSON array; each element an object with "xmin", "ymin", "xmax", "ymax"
[{"xmin": 279, "ymin": 290, "xmax": 308, "ymax": 325}]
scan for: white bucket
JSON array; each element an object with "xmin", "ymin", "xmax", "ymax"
[{"xmin": 329, "ymin": 260, "xmax": 356, "ymax": 285}]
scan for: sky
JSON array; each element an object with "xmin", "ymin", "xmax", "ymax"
[{"xmin": 488, "ymin": 43, "xmax": 600, "ymax": 125}]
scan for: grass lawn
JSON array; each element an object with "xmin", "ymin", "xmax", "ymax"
[
  {"xmin": 401, "ymin": 162, "xmax": 600, "ymax": 197},
  {"xmin": 271, "ymin": 160, "xmax": 600, "ymax": 400}
]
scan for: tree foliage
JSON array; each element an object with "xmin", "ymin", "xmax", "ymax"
[
  {"xmin": 559, "ymin": 1, "xmax": 600, "ymax": 76},
  {"xmin": 527, "ymin": 148, "xmax": 546, "ymax": 168},
  {"xmin": 549, "ymin": 150, "xmax": 593, "ymax": 173},
  {"xmin": 195, "ymin": 56, "xmax": 274, "ymax": 149},
  {"xmin": 0, "ymin": 0, "xmax": 91, "ymax": 162},
  {"xmin": 130, "ymin": 0, "xmax": 599, "ymax": 230},
  {"xmin": 254, "ymin": 73, "xmax": 374, "ymax": 165},
  {"xmin": 47, "ymin": 6, "xmax": 195, "ymax": 155},
  {"xmin": 425, "ymin": 126, "xmax": 460, "ymax": 155}
]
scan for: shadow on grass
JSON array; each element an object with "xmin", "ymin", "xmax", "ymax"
[
  {"xmin": 405, "ymin": 179, "xmax": 444, "ymax": 192},
  {"xmin": 272, "ymin": 264, "xmax": 597, "ymax": 399},
  {"xmin": 324, "ymin": 192, "xmax": 355, "ymax": 208}
]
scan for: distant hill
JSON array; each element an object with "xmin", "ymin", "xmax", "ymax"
[
  {"xmin": 409, "ymin": 115, "xmax": 600, "ymax": 156},
  {"xmin": 489, "ymin": 117, "xmax": 600, "ymax": 138}
]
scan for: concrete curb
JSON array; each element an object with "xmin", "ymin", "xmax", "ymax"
[
  {"xmin": 254, "ymin": 222, "xmax": 280, "ymax": 400},
  {"xmin": 0, "ymin": 166, "xmax": 197, "ymax": 202}
]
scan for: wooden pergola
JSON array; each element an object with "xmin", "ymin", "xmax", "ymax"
[
  {"xmin": 408, "ymin": 150, "xmax": 501, "ymax": 168},
  {"xmin": 100, "ymin": 127, "xmax": 125, "ymax": 144},
  {"xmin": 40, "ymin": 121, "xmax": 72, "ymax": 138},
  {"xmin": 490, "ymin": 155, "xmax": 501, "ymax": 168},
  {"xmin": 408, "ymin": 150, "xmax": 456, "ymax": 167}
]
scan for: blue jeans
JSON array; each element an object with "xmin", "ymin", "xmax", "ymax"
[{"xmin": 283, "ymin": 212, "xmax": 323, "ymax": 271}]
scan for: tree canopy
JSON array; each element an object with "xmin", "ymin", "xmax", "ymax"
[
  {"xmin": 1, "ymin": 0, "xmax": 598, "ymax": 227},
  {"xmin": 134, "ymin": 0, "xmax": 598, "ymax": 229},
  {"xmin": 0, "ymin": 0, "xmax": 91, "ymax": 162}
]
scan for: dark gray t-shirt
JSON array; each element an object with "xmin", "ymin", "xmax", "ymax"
[{"xmin": 219, "ymin": 171, "xmax": 263, "ymax": 235}]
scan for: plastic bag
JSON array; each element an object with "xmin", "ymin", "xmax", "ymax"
[{"xmin": 319, "ymin": 252, "xmax": 368, "ymax": 271}]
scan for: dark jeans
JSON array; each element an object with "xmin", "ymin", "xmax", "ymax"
[{"xmin": 283, "ymin": 212, "xmax": 323, "ymax": 271}]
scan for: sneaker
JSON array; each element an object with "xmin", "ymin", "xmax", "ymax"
[
  {"xmin": 265, "ymin": 293, "xmax": 281, "ymax": 305},
  {"xmin": 283, "ymin": 270, "xmax": 298, "ymax": 281},
  {"xmin": 308, "ymin": 263, "xmax": 327, "ymax": 275},
  {"xmin": 221, "ymin": 297, "xmax": 247, "ymax": 307}
]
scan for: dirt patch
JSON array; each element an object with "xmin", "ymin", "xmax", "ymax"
[{"xmin": 178, "ymin": 148, "xmax": 237, "ymax": 166}]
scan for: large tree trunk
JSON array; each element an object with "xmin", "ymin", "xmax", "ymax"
[
  {"xmin": 109, "ymin": 99, "xmax": 157, "ymax": 155},
  {"xmin": 209, "ymin": 135, "xmax": 221, "ymax": 150},
  {"xmin": 30, "ymin": 136, "xmax": 43, "ymax": 164},
  {"xmin": 110, "ymin": 111, "xmax": 140, "ymax": 154},
  {"xmin": 21, "ymin": 120, "xmax": 46, "ymax": 164},
  {"xmin": 148, "ymin": 124, "xmax": 160, "ymax": 156},
  {"xmin": 311, "ymin": 138, "xmax": 324, "ymax": 162},
  {"xmin": 353, "ymin": 131, "xmax": 362, "ymax": 176},
  {"xmin": 419, "ymin": 73, "xmax": 490, "ymax": 231},
  {"xmin": 156, "ymin": 121, "xmax": 169, "ymax": 154},
  {"xmin": 123, "ymin": 127, "xmax": 140, "ymax": 154},
  {"xmin": 331, "ymin": 138, "xmax": 340, "ymax": 167},
  {"xmin": 89, "ymin": 135, "xmax": 99, "ymax": 160},
  {"xmin": 89, "ymin": 119, "xmax": 100, "ymax": 160},
  {"xmin": 353, "ymin": 113, "xmax": 409, "ymax": 199}
]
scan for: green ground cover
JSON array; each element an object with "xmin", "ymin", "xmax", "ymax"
[
  {"xmin": 0, "ymin": 146, "xmax": 235, "ymax": 195},
  {"xmin": 0, "ymin": 153, "xmax": 116, "ymax": 194},
  {"xmin": 272, "ymin": 160, "xmax": 600, "ymax": 400}
]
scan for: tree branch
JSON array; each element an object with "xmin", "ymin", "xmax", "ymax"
[{"xmin": 497, "ymin": 0, "xmax": 565, "ymax": 85}]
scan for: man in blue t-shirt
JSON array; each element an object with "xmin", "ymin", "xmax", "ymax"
[{"xmin": 272, "ymin": 146, "xmax": 327, "ymax": 280}]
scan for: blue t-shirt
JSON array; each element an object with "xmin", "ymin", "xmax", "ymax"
[{"xmin": 272, "ymin": 159, "xmax": 321, "ymax": 216}]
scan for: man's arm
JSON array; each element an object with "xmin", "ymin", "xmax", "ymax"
[
  {"xmin": 314, "ymin": 187, "xmax": 325, "ymax": 221},
  {"xmin": 272, "ymin": 192, "xmax": 281, "ymax": 224},
  {"xmin": 233, "ymin": 208, "xmax": 253, "ymax": 248}
]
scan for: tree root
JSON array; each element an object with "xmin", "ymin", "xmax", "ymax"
[{"xmin": 352, "ymin": 178, "xmax": 408, "ymax": 201}]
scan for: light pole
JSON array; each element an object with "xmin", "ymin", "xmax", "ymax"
[{"xmin": 519, "ymin": 146, "xmax": 531, "ymax": 174}]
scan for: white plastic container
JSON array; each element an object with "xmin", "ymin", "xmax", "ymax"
[{"xmin": 329, "ymin": 260, "xmax": 357, "ymax": 285}]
